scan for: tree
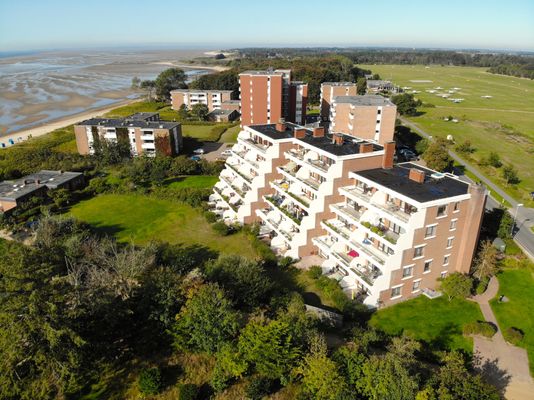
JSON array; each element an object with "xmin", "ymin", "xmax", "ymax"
[
  {"xmin": 190, "ymin": 103, "xmax": 209, "ymax": 121},
  {"xmin": 298, "ymin": 335, "xmax": 348, "ymax": 400},
  {"xmin": 154, "ymin": 68, "xmax": 187, "ymax": 100},
  {"xmin": 356, "ymin": 77, "xmax": 367, "ymax": 95},
  {"xmin": 422, "ymin": 137, "xmax": 452, "ymax": 171},
  {"xmin": 172, "ymin": 283, "xmax": 240, "ymax": 354},
  {"xmin": 140, "ymin": 80, "xmax": 156, "ymax": 101},
  {"xmin": 415, "ymin": 138, "xmax": 429, "ymax": 155},
  {"xmin": 177, "ymin": 104, "xmax": 189, "ymax": 120},
  {"xmin": 439, "ymin": 273, "xmax": 472, "ymax": 301},
  {"xmin": 455, "ymin": 140, "xmax": 475, "ymax": 154},
  {"xmin": 391, "ymin": 93, "xmax": 422, "ymax": 116},
  {"xmin": 238, "ymin": 317, "xmax": 301, "ymax": 379},
  {"xmin": 204, "ymin": 254, "xmax": 273, "ymax": 307},
  {"xmin": 502, "ymin": 164, "xmax": 519, "ymax": 185},
  {"xmin": 487, "ymin": 152, "xmax": 502, "ymax": 168},
  {"xmin": 472, "ymin": 241, "xmax": 499, "ymax": 280},
  {"xmin": 48, "ymin": 188, "xmax": 72, "ymax": 208},
  {"xmin": 497, "ymin": 209, "xmax": 513, "ymax": 239},
  {"xmin": 131, "ymin": 76, "xmax": 141, "ymax": 89}
]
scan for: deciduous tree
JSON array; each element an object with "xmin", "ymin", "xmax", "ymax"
[{"xmin": 439, "ymin": 273, "xmax": 473, "ymax": 301}]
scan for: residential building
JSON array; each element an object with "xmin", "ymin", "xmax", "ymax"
[
  {"xmin": 209, "ymin": 121, "xmax": 387, "ymax": 258},
  {"xmin": 330, "ymin": 95, "xmax": 397, "ymax": 144},
  {"xmin": 0, "ymin": 170, "xmax": 84, "ymax": 213},
  {"xmin": 170, "ymin": 89, "xmax": 233, "ymax": 111},
  {"xmin": 74, "ymin": 113, "xmax": 182, "ymax": 157},
  {"xmin": 314, "ymin": 163, "xmax": 486, "ymax": 307},
  {"xmin": 320, "ymin": 82, "xmax": 358, "ymax": 121},
  {"xmin": 207, "ymin": 109, "xmax": 239, "ymax": 122},
  {"xmin": 209, "ymin": 122, "xmax": 486, "ymax": 308},
  {"xmin": 367, "ymin": 80, "xmax": 394, "ymax": 93},
  {"xmin": 239, "ymin": 69, "xmax": 308, "ymax": 126}
]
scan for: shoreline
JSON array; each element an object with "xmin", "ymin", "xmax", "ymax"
[{"xmin": 0, "ymin": 97, "xmax": 141, "ymax": 148}]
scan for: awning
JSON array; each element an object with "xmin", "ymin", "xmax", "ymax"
[{"xmin": 348, "ymin": 250, "xmax": 359, "ymax": 258}]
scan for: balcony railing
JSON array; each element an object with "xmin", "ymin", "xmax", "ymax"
[
  {"xmin": 278, "ymin": 166, "xmax": 321, "ymax": 191},
  {"xmin": 257, "ymin": 208, "xmax": 295, "ymax": 241},
  {"xmin": 243, "ymin": 138, "xmax": 270, "ymax": 153},
  {"xmin": 331, "ymin": 203, "xmax": 362, "ymax": 223},
  {"xmin": 371, "ymin": 201, "xmax": 414, "ymax": 223},
  {"xmin": 232, "ymin": 149, "xmax": 260, "ymax": 169},
  {"xmin": 265, "ymin": 196, "xmax": 304, "ymax": 225},
  {"xmin": 226, "ymin": 163, "xmax": 254, "ymax": 183},
  {"xmin": 286, "ymin": 149, "xmax": 332, "ymax": 173},
  {"xmin": 213, "ymin": 187, "xmax": 240, "ymax": 212},
  {"xmin": 220, "ymin": 175, "xmax": 246, "ymax": 198},
  {"xmin": 340, "ymin": 186, "xmax": 373, "ymax": 204}
]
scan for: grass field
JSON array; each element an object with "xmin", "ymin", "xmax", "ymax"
[
  {"xmin": 69, "ymin": 194, "xmax": 257, "ymax": 258},
  {"xmin": 218, "ymin": 124, "xmax": 241, "ymax": 143},
  {"xmin": 360, "ymin": 65, "xmax": 534, "ymax": 205},
  {"xmin": 490, "ymin": 262, "xmax": 534, "ymax": 375},
  {"xmin": 369, "ymin": 295, "xmax": 483, "ymax": 353},
  {"xmin": 164, "ymin": 175, "xmax": 218, "ymax": 189}
]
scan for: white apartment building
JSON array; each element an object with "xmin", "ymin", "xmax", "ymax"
[{"xmin": 171, "ymin": 89, "xmax": 233, "ymax": 111}]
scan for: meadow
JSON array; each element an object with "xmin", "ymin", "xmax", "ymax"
[{"xmin": 360, "ymin": 65, "xmax": 534, "ymax": 205}]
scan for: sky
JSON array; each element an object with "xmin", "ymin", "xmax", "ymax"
[{"xmin": 1, "ymin": 0, "xmax": 533, "ymax": 52}]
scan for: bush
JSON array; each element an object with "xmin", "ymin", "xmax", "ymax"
[
  {"xmin": 475, "ymin": 276, "xmax": 490, "ymax": 295},
  {"xmin": 278, "ymin": 256, "xmax": 296, "ymax": 269},
  {"xmin": 463, "ymin": 321, "xmax": 497, "ymax": 338},
  {"xmin": 204, "ymin": 211, "xmax": 219, "ymax": 223},
  {"xmin": 178, "ymin": 383, "xmax": 199, "ymax": 400},
  {"xmin": 212, "ymin": 221, "xmax": 232, "ymax": 236},
  {"xmin": 138, "ymin": 367, "xmax": 162, "ymax": 395},
  {"xmin": 245, "ymin": 376, "xmax": 275, "ymax": 400},
  {"xmin": 308, "ymin": 265, "xmax": 323, "ymax": 280},
  {"xmin": 505, "ymin": 327, "xmax": 524, "ymax": 345}
]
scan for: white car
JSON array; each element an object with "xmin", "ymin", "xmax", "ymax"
[
  {"xmin": 193, "ymin": 148, "xmax": 205, "ymax": 154},
  {"xmin": 221, "ymin": 150, "xmax": 233, "ymax": 157}
]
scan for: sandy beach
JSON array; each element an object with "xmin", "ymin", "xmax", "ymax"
[{"xmin": 0, "ymin": 97, "xmax": 140, "ymax": 148}]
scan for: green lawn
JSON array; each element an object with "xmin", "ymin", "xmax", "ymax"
[
  {"xmin": 369, "ymin": 295, "xmax": 483, "ymax": 353},
  {"xmin": 69, "ymin": 194, "xmax": 257, "ymax": 258},
  {"xmin": 218, "ymin": 124, "xmax": 241, "ymax": 143},
  {"xmin": 490, "ymin": 264, "xmax": 534, "ymax": 375},
  {"xmin": 360, "ymin": 64, "xmax": 534, "ymax": 206},
  {"xmin": 164, "ymin": 175, "xmax": 218, "ymax": 189},
  {"xmin": 104, "ymin": 100, "xmax": 179, "ymax": 121}
]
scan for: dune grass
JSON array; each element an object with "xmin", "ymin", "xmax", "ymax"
[
  {"xmin": 369, "ymin": 295, "xmax": 483, "ymax": 353},
  {"xmin": 360, "ymin": 64, "xmax": 534, "ymax": 205},
  {"xmin": 490, "ymin": 261, "xmax": 534, "ymax": 375},
  {"xmin": 69, "ymin": 193, "xmax": 256, "ymax": 258}
]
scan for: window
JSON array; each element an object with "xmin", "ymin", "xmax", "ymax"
[
  {"xmin": 447, "ymin": 237, "xmax": 454, "ymax": 248},
  {"xmin": 437, "ymin": 205, "xmax": 447, "ymax": 217},
  {"xmin": 414, "ymin": 246, "xmax": 424, "ymax": 259},
  {"xmin": 403, "ymin": 266, "xmax": 414, "ymax": 278},
  {"xmin": 443, "ymin": 255, "xmax": 450, "ymax": 266},
  {"xmin": 425, "ymin": 225, "xmax": 437, "ymax": 238},
  {"xmin": 453, "ymin": 202, "xmax": 460, "ymax": 212},
  {"xmin": 450, "ymin": 219, "xmax": 457, "ymax": 230},
  {"xmin": 412, "ymin": 280, "xmax": 421, "ymax": 292},
  {"xmin": 424, "ymin": 260, "xmax": 432, "ymax": 273},
  {"xmin": 391, "ymin": 286, "xmax": 401, "ymax": 298},
  {"xmin": 376, "ymin": 119, "xmax": 380, "ymax": 124},
  {"xmin": 441, "ymin": 271, "xmax": 448, "ymax": 279},
  {"xmin": 377, "ymin": 109, "xmax": 382, "ymax": 115}
]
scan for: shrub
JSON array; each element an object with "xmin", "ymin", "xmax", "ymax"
[
  {"xmin": 138, "ymin": 367, "xmax": 162, "ymax": 395},
  {"xmin": 463, "ymin": 321, "xmax": 497, "ymax": 338},
  {"xmin": 204, "ymin": 211, "xmax": 219, "ymax": 223},
  {"xmin": 245, "ymin": 376, "xmax": 275, "ymax": 400},
  {"xmin": 308, "ymin": 265, "xmax": 323, "ymax": 280},
  {"xmin": 178, "ymin": 383, "xmax": 199, "ymax": 400},
  {"xmin": 475, "ymin": 276, "xmax": 490, "ymax": 295},
  {"xmin": 505, "ymin": 327, "xmax": 524, "ymax": 345},
  {"xmin": 278, "ymin": 256, "xmax": 296, "ymax": 269},
  {"xmin": 212, "ymin": 221, "xmax": 232, "ymax": 236}
]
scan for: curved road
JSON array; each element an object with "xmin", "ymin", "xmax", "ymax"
[{"xmin": 400, "ymin": 117, "xmax": 534, "ymax": 260}]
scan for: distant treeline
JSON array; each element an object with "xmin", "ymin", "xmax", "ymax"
[{"xmin": 487, "ymin": 64, "xmax": 534, "ymax": 79}]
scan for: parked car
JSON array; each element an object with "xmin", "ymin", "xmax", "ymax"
[
  {"xmin": 400, "ymin": 149, "xmax": 417, "ymax": 161},
  {"xmin": 221, "ymin": 149, "xmax": 233, "ymax": 157},
  {"xmin": 190, "ymin": 155, "xmax": 201, "ymax": 161},
  {"xmin": 193, "ymin": 148, "xmax": 205, "ymax": 154}
]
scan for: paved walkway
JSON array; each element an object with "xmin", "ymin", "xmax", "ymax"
[{"xmin": 472, "ymin": 277, "xmax": 534, "ymax": 399}]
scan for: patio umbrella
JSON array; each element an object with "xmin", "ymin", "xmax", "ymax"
[{"xmin": 348, "ymin": 250, "xmax": 359, "ymax": 258}]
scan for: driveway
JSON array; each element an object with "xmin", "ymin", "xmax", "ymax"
[{"xmin": 200, "ymin": 142, "xmax": 233, "ymax": 162}]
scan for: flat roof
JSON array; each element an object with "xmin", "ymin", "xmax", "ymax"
[
  {"xmin": 208, "ymin": 109, "xmax": 235, "ymax": 116},
  {"xmin": 222, "ymin": 100, "xmax": 240, "ymax": 104},
  {"xmin": 321, "ymin": 82, "xmax": 356, "ymax": 86},
  {"xmin": 170, "ymin": 89, "xmax": 233, "ymax": 94},
  {"xmin": 367, "ymin": 80, "xmax": 393, "ymax": 86},
  {"xmin": 0, "ymin": 170, "xmax": 83, "ymax": 201},
  {"xmin": 239, "ymin": 70, "xmax": 285, "ymax": 76},
  {"xmin": 333, "ymin": 95, "xmax": 394, "ymax": 106},
  {"xmin": 77, "ymin": 116, "xmax": 180, "ymax": 130},
  {"xmin": 128, "ymin": 112, "xmax": 159, "ymax": 120},
  {"xmin": 355, "ymin": 162, "xmax": 469, "ymax": 203},
  {"xmin": 249, "ymin": 123, "xmax": 383, "ymax": 157}
]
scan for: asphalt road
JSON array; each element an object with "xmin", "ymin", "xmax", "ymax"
[{"xmin": 400, "ymin": 117, "xmax": 534, "ymax": 260}]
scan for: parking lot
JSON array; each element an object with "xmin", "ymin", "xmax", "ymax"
[{"xmin": 193, "ymin": 142, "xmax": 234, "ymax": 162}]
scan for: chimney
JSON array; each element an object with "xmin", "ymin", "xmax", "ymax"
[
  {"xmin": 294, "ymin": 127, "xmax": 306, "ymax": 139},
  {"xmin": 313, "ymin": 127, "xmax": 324, "ymax": 138},
  {"xmin": 275, "ymin": 118, "xmax": 286, "ymax": 132},
  {"xmin": 332, "ymin": 133, "xmax": 344, "ymax": 146},
  {"xmin": 382, "ymin": 141, "xmax": 395, "ymax": 169},
  {"xmin": 359, "ymin": 143, "xmax": 373, "ymax": 153},
  {"xmin": 409, "ymin": 168, "xmax": 426, "ymax": 183}
]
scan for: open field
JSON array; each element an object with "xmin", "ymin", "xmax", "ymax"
[
  {"xmin": 69, "ymin": 193, "xmax": 257, "ymax": 258},
  {"xmin": 360, "ymin": 65, "xmax": 534, "ymax": 205},
  {"xmin": 369, "ymin": 295, "xmax": 483, "ymax": 353},
  {"xmin": 218, "ymin": 124, "xmax": 241, "ymax": 143},
  {"xmin": 164, "ymin": 175, "xmax": 218, "ymax": 189},
  {"xmin": 490, "ymin": 261, "xmax": 534, "ymax": 375}
]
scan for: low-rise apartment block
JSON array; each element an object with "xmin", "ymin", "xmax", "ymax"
[
  {"xmin": 320, "ymin": 82, "xmax": 358, "ymax": 121},
  {"xmin": 367, "ymin": 79, "xmax": 394, "ymax": 93},
  {"xmin": 74, "ymin": 113, "xmax": 182, "ymax": 157},
  {"xmin": 239, "ymin": 69, "xmax": 308, "ymax": 126},
  {"xmin": 0, "ymin": 170, "xmax": 84, "ymax": 213},
  {"xmin": 170, "ymin": 89, "xmax": 233, "ymax": 111},
  {"xmin": 209, "ymin": 121, "xmax": 486, "ymax": 308},
  {"xmin": 330, "ymin": 95, "xmax": 397, "ymax": 144}
]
